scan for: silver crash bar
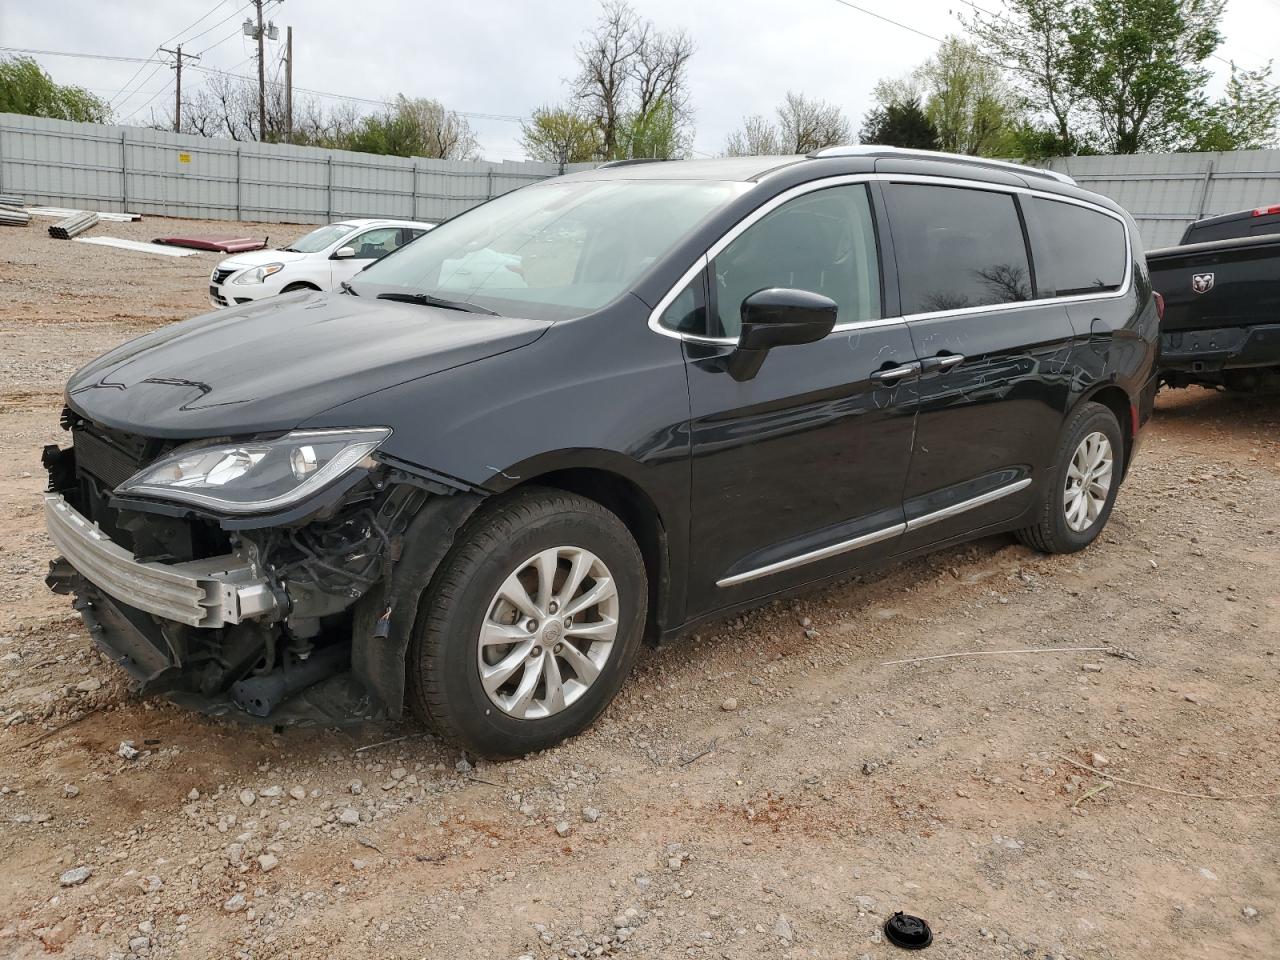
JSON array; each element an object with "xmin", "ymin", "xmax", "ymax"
[{"xmin": 44, "ymin": 492, "xmax": 279, "ymax": 628}]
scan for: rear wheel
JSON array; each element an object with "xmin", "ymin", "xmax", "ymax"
[
  {"xmin": 407, "ymin": 488, "xmax": 647, "ymax": 757},
  {"xmin": 1017, "ymin": 401, "xmax": 1124, "ymax": 554}
]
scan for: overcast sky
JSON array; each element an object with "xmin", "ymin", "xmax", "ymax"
[{"xmin": 4, "ymin": 0, "xmax": 1278, "ymax": 160}]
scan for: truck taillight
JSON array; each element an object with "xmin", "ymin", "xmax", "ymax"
[
  {"xmin": 1153, "ymin": 291, "xmax": 1165, "ymax": 320},
  {"xmin": 1250, "ymin": 203, "xmax": 1280, "ymax": 217}
]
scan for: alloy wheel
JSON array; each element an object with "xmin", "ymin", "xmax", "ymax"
[
  {"xmin": 1063, "ymin": 431, "xmax": 1114, "ymax": 533},
  {"xmin": 477, "ymin": 546, "xmax": 619, "ymax": 720}
]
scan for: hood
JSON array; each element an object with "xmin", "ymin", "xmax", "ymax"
[
  {"xmin": 66, "ymin": 293, "xmax": 550, "ymax": 438},
  {"xmin": 218, "ymin": 248, "xmax": 309, "ymax": 270}
]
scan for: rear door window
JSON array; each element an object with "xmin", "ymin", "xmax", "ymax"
[
  {"xmin": 886, "ymin": 183, "xmax": 1032, "ymax": 314},
  {"xmin": 710, "ymin": 184, "xmax": 881, "ymax": 338},
  {"xmin": 1029, "ymin": 198, "xmax": 1127, "ymax": 296}
]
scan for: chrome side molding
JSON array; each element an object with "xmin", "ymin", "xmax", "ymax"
[{"xmin": 716, "ymin": 477, "xmax": 1032, "ymax": 588}]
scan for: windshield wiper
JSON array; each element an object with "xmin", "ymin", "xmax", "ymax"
[
  {"xmin": 339, "ymin": 281, "xmax": 358, "ymax": 296},
  {"xmin": 376, "ymin": 292, "xmax": 497, "ymax": 315}
]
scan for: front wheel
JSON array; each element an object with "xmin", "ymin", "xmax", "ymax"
[
  {"xmin": 1017, "ymin": 401, "xmax": 1124, "ymax": 554},
  {"xmin": 407, "ymin": 488, "xmax": 647, "ymax": 757}
]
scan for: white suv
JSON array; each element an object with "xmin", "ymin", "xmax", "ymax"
[{"xmin": 209, "ymin": 218, "xmax": 435, "ymax": 308}]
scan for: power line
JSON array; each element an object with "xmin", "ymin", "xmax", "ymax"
[{"xmin": 108, "ymin": 1, "xmax": 227, "ymax": 108}]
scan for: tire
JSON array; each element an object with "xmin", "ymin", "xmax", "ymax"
[
  {"xmin": 1016, "ymin": 401, "xmax": 1125, "ymax": 554},
  {"xmin": 407, "ymin": 487, "xmax": 647, "ymax": 757}
]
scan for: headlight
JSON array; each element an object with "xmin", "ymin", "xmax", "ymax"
[
  {"xmin": 115, "ymin": 428, "xmax": 390, "ymax": 514},
  {"xmin": 233, "ymin": 263, "xmax": 285, "ymax": 285}
]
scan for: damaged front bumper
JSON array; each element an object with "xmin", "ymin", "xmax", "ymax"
[
  {"xmin": 44, "ymin": 493, "xmax": 279, "ymax": 628},
  {"xmin": 44, "ymin": 418, "xmax": 483, "ymax": 726}
]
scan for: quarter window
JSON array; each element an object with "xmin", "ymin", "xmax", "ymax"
[
  {"xmin": 887, "ymin": 184, "xmax": 1032, "ymax": 314},
  {"xmin": 710, "ymin": 184, "xmax": 881, "ymax": 339},
  {"xmin": 1029, "ymin": 198, "xmax": 1126, "ymax": 295}
]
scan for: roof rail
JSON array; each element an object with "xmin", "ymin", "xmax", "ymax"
[
  {"xmin": 806, "ymin": 145, "xmax": 1075, "ymax": 186},
  {"xmin": 595, "ymin": 157, "xmax": 670, "ymax": 169}
]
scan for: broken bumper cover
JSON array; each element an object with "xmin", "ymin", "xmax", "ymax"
[{"xmin": 43, "ymin": 492, "xmax": 279, "ymax": 628}]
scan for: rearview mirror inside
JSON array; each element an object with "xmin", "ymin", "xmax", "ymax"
[{"xmin": 728, "ymin": 288, "xmax": 838, "ymax": 381}]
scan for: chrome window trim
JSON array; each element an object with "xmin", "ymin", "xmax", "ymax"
[
  {"xmin": 647, "ymin": 173, "xmax": 1134, "ymax": 344},
  {"xmin": 715, "ymin": 477, "xmax": 1032, "ymax": 588}
]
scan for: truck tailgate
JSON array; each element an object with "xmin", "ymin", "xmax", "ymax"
[{"xmin": 1146, "ymin": 233, "xmax": 1280, "ymax": 334}]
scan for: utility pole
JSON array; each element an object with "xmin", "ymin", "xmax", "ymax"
[
  {"xmin": 241, "ymin": 0, "xmax": 280, "ymax": 142},
  {"xmin": 159, "ymin": 44, "xmax": 200, "ymax": 133},
  {"xmin": 254, "ymin": 0, "xmax": 266, "ymax": 141},
  {"xmin": 285, "ymin": 26, "xmax": 293, "ymax": 144}
]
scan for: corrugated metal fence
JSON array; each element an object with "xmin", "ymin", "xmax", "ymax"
[
  {"xmin": 5, "ymin": 113, "xmax": 1280, "ymax": 244},
  {"xmin": 0, "ymin": 113, "xmax": 592, "ymax": 224},
  {"xmin": 1046, "ymin": 150, "xmax": 1280, "ymax": 248}
]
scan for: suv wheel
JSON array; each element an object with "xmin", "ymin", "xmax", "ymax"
[
  {"xmin": 1017, "ymin": 401, "xmax": 1124, "ymax": 554},
  {"xmin": 407, "ymin": 488, "xmax": 647, "ymax": 757}
]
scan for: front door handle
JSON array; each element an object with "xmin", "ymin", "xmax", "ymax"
[
  {"xmin": 919, "ymin": 353, "xmax": 965, "ymax": 374},
  {"xmin": 870, "ymin": 361, "xmax": 922, "ymax": 384}
]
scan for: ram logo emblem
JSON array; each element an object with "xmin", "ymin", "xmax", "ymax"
[{"xmin": 1191, "ymin": 272, "xmax": 1215, "ymax": 294}]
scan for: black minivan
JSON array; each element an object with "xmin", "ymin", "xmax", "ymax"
[{"xmin": 45, "ymin": 146, "xmax": 1159, "ymax": 755}]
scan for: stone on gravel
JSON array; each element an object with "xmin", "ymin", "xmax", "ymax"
[
  {"xmin": 721, "ymin": 697, "xmax": 738, "ymax": 711},
  {"xmin": 259, "ymin": 785, "xmax": 282, "ymax": 798},
  {"xmin": 555, "ymin": 820, "xmax": 572, "ymax": 837},
  {"xmin": 75, "ymin": 677, "xmax": 101, "ymax": 692},
  {"xmin": 289, "ymin": 786, "xmax": 306, "ymax": 801},
  {"xmin": 239, "ymin": 789, "xmax": 256, "ymax": 807},
  {"xmin": 774, "ymin": 914, "xmax": 795, "ymax": 943},
  {"xmin": 1242, "ymin": 906, "xmax": 1259, "ymax": 919},
  {"xmin": 59, "ymin": 865, "xmax": 92, "ymax": 886},
  {"xmin": 338, "ymin": 807, "xmax": 360, "ymax": 825},
  {"xmin": 582, "ymin": 806, "xmax": 601, "ymax": 823},
  {"xmin": 62, "ymin": 783, "xmax": 78, "ymax": 798},
  {"xmin": 257, "ymin": 853, "xmax": 279, "ymax": 872},
  {"xmin": 187, "ymin": 788, "xmax": 200, "ymax": 801},
  {"xmin": 117, "ymin": 741, "xmax": 139, "ymax": 760},
  {"xmin": 223, "ymin": 893, "xmax": 247, "ymax": 913}
]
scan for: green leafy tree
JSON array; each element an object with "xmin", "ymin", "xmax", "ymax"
[
  {"xmin": 918, "ymin": 38, "xmax": 1019, "ymax": 155},
  {"xmin": 1189, "ymin": 63, "xmax": 1280, "ymax": 151},
  {"xmin": 0, "ymin": 56, "xmax": 110, "ymax": 123},
  {"xmin": 614, "ymin": 98, "xmax": 683, "ymax": 160},
  {"xmin": 520, "ymin": 104, "xmax": 601, "ymax": 166},
  {"xmin": 1071, "ymin": 0, "xmax": 1224, "ymax": 153},
  {"xmin": 342, "ymin": 96, "xmax": 479, "ymax": 159},
  {"xmin": 859, "ymin": 97, "xmax": 940, "ymax": 149},
  {"xmin": 965, "ymin": 0, "xmax": 1275, "ymax": 154}
]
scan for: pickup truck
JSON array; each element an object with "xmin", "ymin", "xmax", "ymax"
[{"xmin": 1147, "ymin": 204, "xmax": 1280, "ymax": 392}]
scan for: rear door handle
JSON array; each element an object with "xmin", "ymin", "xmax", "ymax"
[
  {"xmin": 870, "ymin": 361, "xmax": 922, "ymax": 384},
  {"xmin": 919, "ymin": 354, "xmax": 965, "ymax": 374}
]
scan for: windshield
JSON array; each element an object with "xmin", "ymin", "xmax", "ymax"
[
  {"xmin": 286, "ymin": 223, "xmax": 358, "ymax": 253},
  {"xmin": 352, "ymin": 179, "xmax": 751, "ymax": 320}
]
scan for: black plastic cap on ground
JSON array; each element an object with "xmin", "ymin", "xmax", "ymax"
[{"xmin": 884, "ymin": 911, "xmax": 933, "ymax": 950}]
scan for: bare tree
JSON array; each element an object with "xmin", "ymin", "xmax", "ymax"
[
  {"xmin": 572, "ymin": 0, "xmax": 695, "ymax": 159},
  {"xmin": 574, "ymin": 1, "xmax": 643, "ymax": 158},
  {"xmin": 776, "ymin": 91, "xmax": 852, "ymax": 153},
  {"xmin": 723, "ymin": 92, "xmax": 851, "ymax": 156},
  {"xmin": 396, "ymin": 96, "xmax": 481, "ymax": 160},
  {"xmin": 723, "ymin": 114, "xmax": 781, "ymax": 156}
]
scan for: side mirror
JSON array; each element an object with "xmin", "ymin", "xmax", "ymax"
[
  {"xmin": 333, "ymin": 245, "xmax": 356, "ymax": 259},
  {"xmin": 727, "ymin": 288, "xmax": 838, "ymax": 382}
]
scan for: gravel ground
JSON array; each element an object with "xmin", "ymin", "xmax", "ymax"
[{"xmin": 0, "ymin": 215, "xmax": 1277, "ymax": 960}]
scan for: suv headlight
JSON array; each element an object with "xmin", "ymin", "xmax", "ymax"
[
  {"xmin": 115, "ymin": 428, "xmax": 390, "ymax": 514},
  {"xmin": 234, "ymin": 263, "xmax": 285, "ymax": 284}
]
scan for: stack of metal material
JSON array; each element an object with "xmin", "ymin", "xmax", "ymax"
[
  {"xmin": 48, "ymin": 211, "xmax": 99, "ymax": 239},
  {"xmin": 0, "ymin": 207, "xmax": 30, "ymax": 227},
  {"xmin": 0, "ymin": 194, "xmax": 23, "ymax": 209}
]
